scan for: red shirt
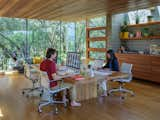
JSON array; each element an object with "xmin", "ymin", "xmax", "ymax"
[{"xmin": 40, "ymin": 59, "xmax": 57, "ymax": 88}]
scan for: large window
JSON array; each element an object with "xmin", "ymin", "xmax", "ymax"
[
  {"xmin": 87, "ymin": 16, "xmax": 107, "ymax": 60},
  {"xmin": 128, "ymin": 9, "xmax": 151, "ymax": 24},
  {"xmin": 0, "ymin": 16, "xmax": 107, "ymax": 70},
  {"xmin": 157, "ymin": 6, "xmax": 160, "ymax": 15},
  {"xmin": 0, "ymin": 17, "xmax": 87, "ymax": 69}
]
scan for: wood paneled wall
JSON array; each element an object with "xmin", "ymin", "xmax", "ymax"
[{"xmin": 116, "ymin": 53, "xmax": 160, "ymax": 83}]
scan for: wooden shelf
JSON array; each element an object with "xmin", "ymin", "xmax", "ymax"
[
  {"xmin": 87, "ymin": 48, "xmax": 106, "ymax": 52},
  {"xmin": 87, "ymin": 37, "xmax": 107, "ymax": 41},
  {"xmin": 127, "ymin": 21, "xmax": 160, "ymax": 27},
  {"xmin": 121, "ymin": 36, "xmax": 160, "ymax": 40},
  {"xmin": 87, "ymin": 57, "xmax": 106, "ymax": 62},
  {"xmin": 86, "ymin": 27, "xmax": 106, "ymax": 31},
  {"xmin": 87, "ymin": 58, "xmax": 95, "ymax": 61}
]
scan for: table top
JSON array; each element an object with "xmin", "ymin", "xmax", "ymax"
[
  {"xmin": 108, "ymin": 71, "xmax": 129, "ymax": 80},
  {"xmin": 30, "ymin": 64, "xmax": 129, "ymax": 83},
  {"xmin": 63, "ymin": 71, "xmax": 129, "ymax": 84}
]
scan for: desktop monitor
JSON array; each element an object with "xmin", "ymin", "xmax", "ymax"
[{"xmin": 66, "ymin": 52, "xmax": 80, "ymax": 69}]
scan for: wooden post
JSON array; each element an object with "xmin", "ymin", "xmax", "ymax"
[
  {"xmin": 25, "ymin": 19, "xmax": 29, "ymax": 59},
  {"xmin": 86, "ymin": 19, "xmax": 90, "ymax": 60},
  {"xmin": 75, "ymin": 22, "xmax": 77, "ymax": 51},
  {"xmin": 106, "ymin": 14, "xmax": 112, "ymax": 60},
  {"xmin": 60, "ymin": 21, "xmax": 62, "ymax": 59}
]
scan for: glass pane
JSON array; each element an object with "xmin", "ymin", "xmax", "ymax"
[
  {"xmin": 0, "ymin": 17, "xmax": 88, "ymax": 70},
  {"xmin": 89, "ymin": 51, "xmax": 105, "ymax": 59},
  {"xmin": 65, "ymin": 23, "xmax": 76, "ymax": 52},
  {"xmin": 90, "ymin": 41, "xmax": 106, "ymax": 48},
  {"xmin": 158, "ymin": 6, "xmax": 160, "ymax": 15},
  {"xmin": 89, "ymin": 16, "xmax": 106, "ymax": 27},
  {"xmin": 128, "ymin": 9, "xmax": 151, "ymax": 24},
  {"xmin": 89, "ymin": 30, "xmax": 106, "ymax": 38},
  {"xmin": 75, "ymin": 21, "xmax": 86, "ymax": 58}
]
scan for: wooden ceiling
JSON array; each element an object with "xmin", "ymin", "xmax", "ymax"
[{"xmin": 0, "ymin": 0, "xmax": 160, "ymax": 21}]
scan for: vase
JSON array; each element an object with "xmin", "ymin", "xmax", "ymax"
[{"xmin": 123, "ymin": 32, "xmax": 129, "ymax": 39}]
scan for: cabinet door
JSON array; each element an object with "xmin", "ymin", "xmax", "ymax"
[
  {"xmin": 151, "ymin": 56, "xmax": 160, "ymax": 83},
  {"xmin": 133, "ymin": 71, "xmax": 151, "ymax": 81},
  {"xmin": 116, "ymin": 54, "xmax": 152, "ymax": 81}
]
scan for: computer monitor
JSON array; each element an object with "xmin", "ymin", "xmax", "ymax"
[{"xmin": 66, "ymin": 52, "xmax": 80, "ymax": 69}]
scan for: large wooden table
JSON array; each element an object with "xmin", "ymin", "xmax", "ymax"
[
  {"xmin": 63, "ymin": 71, "xmax": 129, "ymax": 101},
  {"xmin": 30, "ymin": 64, "xmax": 129, "ymax": 101}
]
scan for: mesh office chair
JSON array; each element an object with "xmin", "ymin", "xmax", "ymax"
[
  {"xmin": 22, "ymin": 64, "xmax": 43, "ymax": 97},
  {"xmin": 38, "ymin": 72, "xmax": 71, "ymax": 113},
  {"xmin": 108, "ymin": 63, "xmax": 135, "ymax": 96}
]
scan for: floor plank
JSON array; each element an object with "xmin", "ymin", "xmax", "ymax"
[{"xmin": 0, "ymin": 74, "xmax": 159, "ymax": 120}]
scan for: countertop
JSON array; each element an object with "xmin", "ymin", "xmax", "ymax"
[{"xmin": 116, "ymin": 53, "xmax": 160, "ymax": 57}]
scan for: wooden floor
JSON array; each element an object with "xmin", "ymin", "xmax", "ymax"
[{"xmin": 0, "ymin": 73, "xmax": 160, "ymax": 120}]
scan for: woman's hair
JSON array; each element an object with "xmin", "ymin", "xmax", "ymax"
[
  {"xmin": 107, "ymin": 49, "xmax": 117, "ymax": 60},
  {"xmin": 46, "ymin": 48, "xmax": 57, "ymax": 58}
]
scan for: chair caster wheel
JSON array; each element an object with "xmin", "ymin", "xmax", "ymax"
[
  {"xmin": 38, "ymin": 109, "xmax": 42, "ymax": 113},
  {"xmin": 64, "ymin": 103, "xmax": 67, "ymax": 108},
  {"xmin": 22, "ymin": 91, "xmax": 25, "ymax": 94},
  {"xmin": 121, "ymin": 96, "xmax": 125, "ymax": 99}
]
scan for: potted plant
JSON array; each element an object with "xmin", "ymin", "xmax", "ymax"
[
  {"xmin": 136, "ymin": 15, "xmax": 139, "ymax": 24},
  {"xmin": 147, "ymin": 15, "xmax": 153, "ymax": 22},
  {"xmin": 142, "ymin": 28, "xmax": 149, "ymax": 37},
  {"xmin": 129, "ymin": 31, "xmax": 134, "ymax": 38},
  {"xmin": 120, "ymin": 25, "xmax": 129, "ymax": 39}
]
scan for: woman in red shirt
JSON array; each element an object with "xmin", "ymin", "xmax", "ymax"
[{"xmin": 40, "ymin": 48, "xmax": 81, "ymax": 107}]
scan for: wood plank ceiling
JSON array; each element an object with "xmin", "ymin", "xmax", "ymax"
[{"xmin": 0, "ymin": 0, "xmax": 160, "ymax": 21}]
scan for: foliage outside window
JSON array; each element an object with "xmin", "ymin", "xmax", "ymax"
[
  {"xmin": 157, "ymin": 6, "xmax": 160, "ymax": 15},
  {"xmin": 0, "ymin": 16, "xmax": 106, "ymax": 70},
  {"xmin": 0, "ymin": 17, "xmax": 87, "ymax": 69},
  {"xmin": 89, "ymin": 30, "xmax": 106, "ymax": 38},
  {"xmin": 89, "ymin": 52, "xmax": 105, "ymax": 59},
  {"xmin": 128, "ymin": 9, "xmax": 151, "ymax": 24},
  {"xmin": 88, "ymin": 16, "xmax": 106, "ymax": 60},
  {"xmin": 90, "ymin": 41, "xmax": 106, "ymax": 48},
  {"xmin": 89, "ymin": 16, "xmax": 106, "ymax": 27}
]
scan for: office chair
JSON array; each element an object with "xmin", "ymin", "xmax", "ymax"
[
  {"xmin": 108, "ymin": 63, "xmax": 135, "ymax": 97},
  {"xmin": 22, "ymin": 64, "xmax": 43, "ymax": 97},
  {"xmin": 38, "ymin": 72, "xmax": 71, "ymax": 113}
]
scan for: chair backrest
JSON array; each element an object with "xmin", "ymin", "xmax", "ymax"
[
  {"xmin": 120, "ymin": 63, "xmax": 133, "ymax": 82},
  {"xmin": 40, "ymin": 71, "xmax": 50, "ymax": 89},
  {"xmin": 24, "ymin": 64, "xmax": 40, "ymax": 81},
  {"xmin": 40, "ymin": 71, "xmax": 62, "ymax": 89},
  {"xmin": 40, "ymin": 71, "xmax": 68, "ymax": 94},
  {"xmin": 120, "ymin": 63, "xmax": 133, "ymax": 74},
  {"xmin": 24, "ymin": 64, "xmax": 31, "ymax": 78}
]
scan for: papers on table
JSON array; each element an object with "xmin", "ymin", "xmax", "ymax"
[
  {"xmin": 94, "ymin": 69, "xmax": 112, "ymax": 76},
  {"xmin": 58, "ymin": 66, "xmax": 80, "ymax": 74},
  {"xmin": 58, "ymin": 66, "xmax": 67, "ymax": 71},
  {"xmin": 57, "ymin": 66, "xmax": 80, "ymax": 79},
  {"xmin": 71, "ymin": 75, "xmax": 85, "ymax": 80}
]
